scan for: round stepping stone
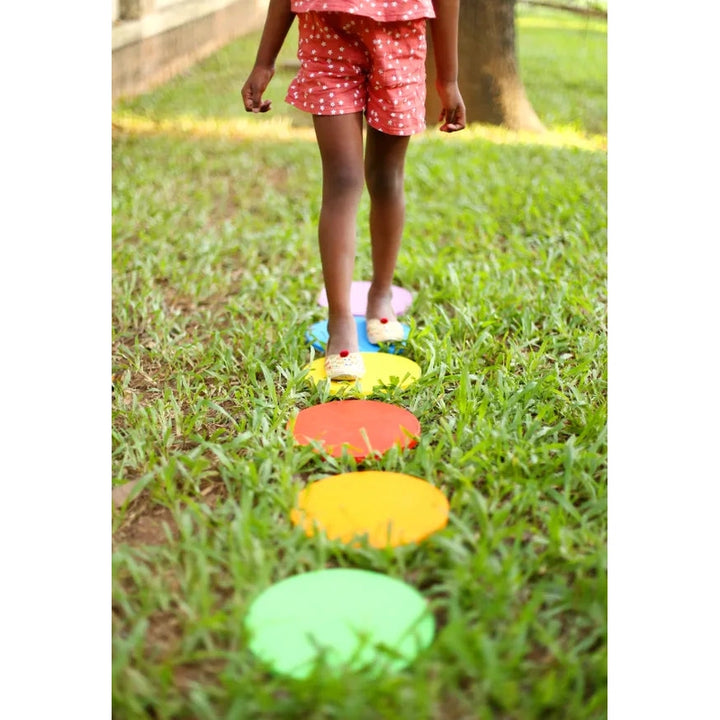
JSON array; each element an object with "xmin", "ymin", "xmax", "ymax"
[
  {"xmin": 316, "ymin": 281, "xmax": 413, "ymax": 317},
  {"xmin": 304, "ymin": 352, "xmax": 421, "ymax": 396},
  {"xmin": 306, "ymin": 317, "xmax": 409, "ymax": 354},
  {"xmin": 245, "ymin": 568, "xmax": 435, "ymax": 679},
  {"xmin": 290, "ymin": 471, "xmax": 449, "ymax": 548},
  {"xmin": 290, "ymin": 399, "xmax": 420, "ymax": 461}
]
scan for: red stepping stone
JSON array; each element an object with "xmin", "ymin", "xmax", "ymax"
[{"xmin": 290, "ymin": 399, "xmax": 420, "ymax": 461}]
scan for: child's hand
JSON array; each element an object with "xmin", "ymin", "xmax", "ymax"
[
  {"xmin": 436, "ymin": 81, "xmax": 466, "ymax": 133},
  {"xmin": 242, "ymin": 66, "xmax": 275, "ymax": 113}
]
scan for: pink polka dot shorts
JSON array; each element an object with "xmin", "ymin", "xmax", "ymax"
[{"xmin": 286, "ymin": 12, "xmax": 428, "ymax": 136}]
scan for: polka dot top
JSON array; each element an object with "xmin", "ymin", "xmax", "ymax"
[{"xmin": 290, "ymin": 0, "xmax": 436, "ymax": 22}]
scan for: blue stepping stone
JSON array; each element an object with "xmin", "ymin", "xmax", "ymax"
[{"xmin": 306, "ymin": 317, "xmax": 409, "ymax": 354}]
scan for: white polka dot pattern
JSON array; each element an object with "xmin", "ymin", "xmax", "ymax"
[
  {"xmin": 290, "ymin": 0, "xmax": 435, "ymax": 22},
  {"xmin": 286, "ymin": 12, "xmax": 428, "ymax": 136}
]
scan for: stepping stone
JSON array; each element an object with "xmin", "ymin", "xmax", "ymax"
[
  {"xmin": 304, "ymin": 352, "xmax": 421, "ymax": 397},
  {"xmin": 316, "ymin": 281, "xmax": 413, "ymax": 317},
  {"xmin": 290, "ymin": 470, "xmax": 449, "ymax": 548},
  {"xmin": 245, "ymin": 568, "xmax": 435, "ymax": 679},
  {"xmin": 306, "ymin": 317, "xmax": 409, "ymax": 354},
  {"xmin": 290, "ymin": 399, "xmax": 420, "ymax": 461}
]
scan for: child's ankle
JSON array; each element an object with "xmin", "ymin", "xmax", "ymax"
[
  {"xmin": 367, "ymin": 283, "xmax": 393, "ymax": 300},
  {"xmin": 326, "ymin": 314, "xmax": 359, "ymax": 355}
]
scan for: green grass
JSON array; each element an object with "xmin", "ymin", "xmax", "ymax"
[
  {"xmin": 112, "ymin": 8, "xmax": 606, "ymax": 720},
  {"xmin": 516, "ymin": 7, "xmax": 607, "ymax": 134}
]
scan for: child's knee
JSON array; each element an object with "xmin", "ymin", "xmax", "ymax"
[
  {"xmin": 365, "ymin": 165, "xmax": 404, "ymax": 200},
  {"xmin": 324, "ymin": 165, "xmax": 365, "ymax": 197}
]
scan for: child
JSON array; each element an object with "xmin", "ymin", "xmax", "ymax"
[{"xmin": 242, "ymin": 0, "xmax": 466, "ymax": 380}]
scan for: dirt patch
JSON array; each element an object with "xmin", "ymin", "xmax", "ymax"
[
  {"xmin": 113, "ymin": 481, "xmax": 228, "ymax": 548},
  {"xmin": 433, "ymin": 694, "xmax": 485, "ymax": 720},
  {"xmin": 173, "ymin": 658, "xmax": 227, "ymax": 694},
  {"xmin": 145, "ymin": 609, "xmax": 184, "ymax": 660},
  {"xmin": 112, "ymin": 360, "xmax": 169, "ymax": 411},
  {"xmin": 112, "ymin": 480, "xmax": 142, "ymax": 509},
  {"xmin": 114, "ymin": 496, "xmax": 177, "ymax": 547}
]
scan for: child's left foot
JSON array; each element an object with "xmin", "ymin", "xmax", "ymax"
[{"xmin": 366, "ymin": 317, "xmax": 405, "ymax": 344}]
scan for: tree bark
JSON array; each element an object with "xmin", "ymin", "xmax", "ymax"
[{"xmin": 426, "ymin": 0, "xmax": 545, "ymax": 132}]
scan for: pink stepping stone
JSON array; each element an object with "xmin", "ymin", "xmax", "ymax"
[{"xmin": 316, "ymin": 281, "xmax": 413, "ymax": 317}]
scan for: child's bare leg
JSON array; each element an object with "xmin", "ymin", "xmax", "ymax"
[
  {"xmin": 364, "ymin": 125, "xmax": 411, "ymax": 321},
  {"xmin": 313, "ymin": 112, "xmax": 365, "ymax": 355}
]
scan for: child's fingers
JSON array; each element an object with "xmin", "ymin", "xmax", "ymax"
[
  {"xmin": 448, "ymin": 106, "xmax": 466, "ymax": 132},
  {"xmin": 242, "ymin": 84, "xmax": 262, "ymax": 112},
  {"xmin": 242, "ymin": 67, "xmax": 275, "ymax": 113},
  {"xmin": 242, "ymin": 80, "xmax": 272, "ymax": 113},
  {"xmin": 438, "ymin": 105, "xmax": 466, "ymax": 133}
]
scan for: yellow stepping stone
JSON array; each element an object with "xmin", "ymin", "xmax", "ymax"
[
  {"xmin": 291, "ymin": 471, "xmax": 449, "ymax": 548},
  {"xmin": 304, "ymin": 352, "xmax": 421, "ymax": 397}
]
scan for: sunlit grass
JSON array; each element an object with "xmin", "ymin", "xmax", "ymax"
[
  {"xmin": 113, "ymin": 113, "xmax": 318, "ymax": 142},
  {"xmin": 516, "ymin": 7, "xmax": 606, "ymax": 134},
  {"xmin": 113, "ymin": 112, "xmax": 606, "ymax": 151},
  {"xmin": 516, "ymin": 12, "xmax": 607, "ymax": 34}
]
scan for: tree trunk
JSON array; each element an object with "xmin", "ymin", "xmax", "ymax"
[{"xmin": 426, "ymin": 0, "xmax": 545, "ymax": 132}]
